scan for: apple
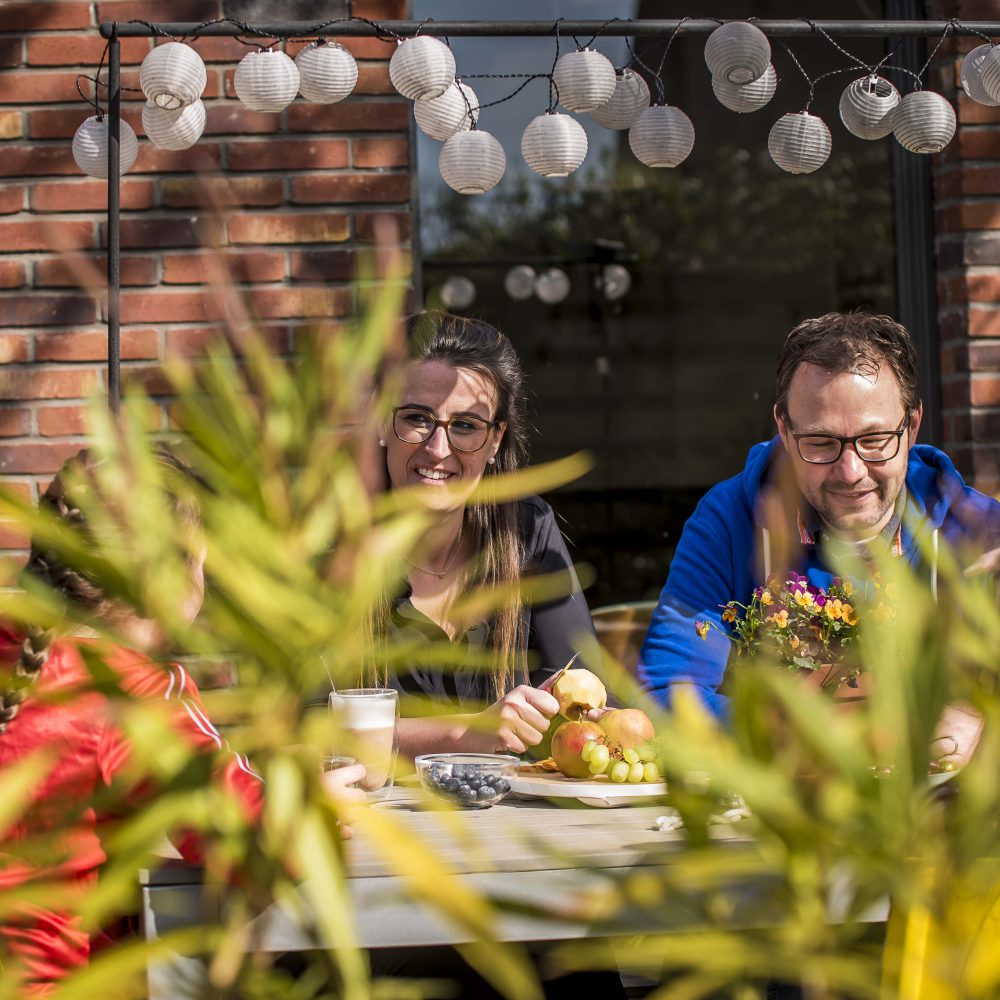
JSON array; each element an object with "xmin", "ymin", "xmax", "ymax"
[
  {"xmin": 551, "ymin": 667, "xmax": 607, "ymax": 719},
  {"xmin": 551, "ymin": 719, "xmax": 605, "ymax": 778},
  {"xmin": 599, "ymin": 708, "xmax": 655, "ymax": 751}
]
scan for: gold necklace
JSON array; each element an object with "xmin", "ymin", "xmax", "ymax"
[{"xmin": 403, "ymin": 525, "xmax": 464, "ymax": 580}]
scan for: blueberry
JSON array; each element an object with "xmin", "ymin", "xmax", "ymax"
[
  {"xmin": 483, "ymin": 774, "xmax": 498, "ymax": 787},
  {"xmin": 477, "ymin": 785, "xmax": 497, "ymax": 801},
  {"xmin": 457, "ymin": 784, "xmax": 476, "ymax": 802},
  {"xmin": 443, "ymin": 776, "xmax": 460, "ymax": 792},
  {"xmin": 494, "ymin": 779, "xmax": 510, "ymax": 794},
  {"xmin": 468, "ymin": 775, "xmax": 484, "ymax": 789},
  {"xmin": 430, "ymin": 766, "xmax": 444, "ymax": 781}
]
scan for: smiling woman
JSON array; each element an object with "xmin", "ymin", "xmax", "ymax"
[{"xmin": 374, "ymin": 312, "xmax": 601, "ymax": 760}]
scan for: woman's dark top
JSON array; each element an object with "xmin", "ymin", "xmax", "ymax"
[{"xmin": 388, "ymin": 496, "xmax": 598, "ymax": 708}]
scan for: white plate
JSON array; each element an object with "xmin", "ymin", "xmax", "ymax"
[{"xmin": 509, "ymin": 770, "xmax": 668, "ymax": 808}]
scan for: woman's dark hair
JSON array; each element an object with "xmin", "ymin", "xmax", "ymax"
[
  {"xmin": 0, "ymin": 446, "xmax": 200, "ymax": 735},
  {"xmin": 775, "ymin": 312, "xmax": 921, "ymax": 421},
  {"xmin": 385, "ymin": 312, "xmax": 530, "ymax": 699}
]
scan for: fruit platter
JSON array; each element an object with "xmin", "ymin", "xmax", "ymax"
[{"xmin": 512, "ymin": 665, "xmax": 669, "ymax": 807}]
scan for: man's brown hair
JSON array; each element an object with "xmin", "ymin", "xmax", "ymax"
[{"xmin": 774, "ymin": 312, "xmax": 921, "ymax": 421}]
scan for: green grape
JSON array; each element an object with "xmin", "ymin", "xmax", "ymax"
[
  {"xmin": 643, "ymin": 762, "xmax": 660, "ymax": 783},
  {"xmin": 589, "ymin": 744, "xmax": 610, "ymax": 771},
  {"xmin": 627, "ymin": 762, "xmax": 644, "ymax": 784},
  {"xmin": 610, "ymin": 761, "xmax": 630, "ymax": 783},
  {"xmin": 581, "ymin": 740, "xmax": 596, "ymax": 762},
  {"xmin": 637, "ymin": 743, "xmax": 657, "ymax": 763},
  {"xmin": 589, "ymin": 757, "xmax": 609, "ymax": 776},
  {"xmin": 623, "ymin": 747, "xmax": 640, "ymax": 765}
]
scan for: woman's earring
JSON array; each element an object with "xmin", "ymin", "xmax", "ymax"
[
  {"xmin": 487, "ymin": 457, "xmax": 496, "ymax": 465},
  {"xmin": 378, "ymin": 439, "xmax": 386, "ymax": 447}
]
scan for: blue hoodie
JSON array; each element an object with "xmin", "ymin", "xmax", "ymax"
[{"xmin": 638, "ymin": 438, "xmax": 1000, "ymax": 718}]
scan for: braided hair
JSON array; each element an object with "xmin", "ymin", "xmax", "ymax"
[{"xmin": 0, "ymin": 447, "xmax": 200, "ymax": 735}]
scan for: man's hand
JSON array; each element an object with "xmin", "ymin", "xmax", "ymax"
[
  {"xmin": 474, "ymin": 684, "xmax": 560, "ymax": 754},
  {"xmin": 321, "ymin": 762, "xmax": 367, "ymax": 839}
]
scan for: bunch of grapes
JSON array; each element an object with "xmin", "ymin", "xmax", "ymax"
[{"xmin": 580, "ymin": 739, "xmax": 661, "ymax": 784}]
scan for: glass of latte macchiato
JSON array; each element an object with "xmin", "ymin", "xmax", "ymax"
[{"xmin": 328, "ymin": 688, "xmax": 398, "ymax": 800}]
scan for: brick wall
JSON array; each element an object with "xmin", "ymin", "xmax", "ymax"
[
  {"xmin": 0, "ymin": 0, "xmax": 412, "ymax": 555},
  {"xmin": 933, "ymin": 0, "xmax": 1000, "ymax": 490}
]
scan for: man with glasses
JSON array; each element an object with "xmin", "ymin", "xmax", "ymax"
[{"xmin": 639, "ymin": 312, "xmax": 1000, "ymax": 718}]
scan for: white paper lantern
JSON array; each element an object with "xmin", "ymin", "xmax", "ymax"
[
  {"xmin": 295, "ymin": 40, "xmax": 358, "ymax": 104},
  {"xmin": 961, "ymin": 43, "xmax": 1000, "ymax": 107},
  {"xmin": 139, "ymin": 41, "xmax": 207, "ymax": 111},
  {"xmin": 142, "ymin": 99, "xmax": 206, "ymax": 150},
  {"xmin": 979, "ymin": 45, "xmax": 1000, "ymax": 103},
  {"xmin": 892, "ymin": 91, "xmax": 956, "ymax": 154},
  {"xmin": 839, "ymin": 74, "xmax": 900, "ymax": 140},
  {"xmin": 521, "ymin": 113, "xmax": 588, "ymax": 177},
  {"xmin": 552, "ymin": 48, "xmax": 617, "ymax": 113},
  {"xmin": 439, "ymin": 129, "xmax": 506, "ymax": 194},
  {"xmin": 705, "ymin": 22, "xmax": 771, "ymax": 86},
  {"xmin": 72, "ymin": 115, "xmax": 138, "ymax": 179},
  {"xmin": 234, "ymin": 50, "xmax": 300, "ymax": 113},
  {"xmin": 628, "ymin": 105, "xmax": 695, "ymax": 168},
  {"xmin": 504, "ymin": 265, "xmax": 537, "ymax": 301},
  {"xmin": 590, "ymin": 69, "xmax": 650, "ymax": 129},
  {"xmin": 768, "ymin": 112, "xmax": 832, "ymax": 174},
  {"xmin": 712, "ymin": 62, "xmax": 777, "ymax": 113},
  {"xmin": 535, "ymin": 268, "xmax": 570, "ymax": 304},
  {"xmin": 389, "ymin": 36, "xmax": 455, "ymax": 101},
  {"xmin": 414, "ymin": 81, "xmax": 479, "ymax": 141}
]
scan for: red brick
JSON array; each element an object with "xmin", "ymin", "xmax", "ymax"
[
  {"xmin": 35, "ymin": 254, "xmax": 158, "ymax": 288},
  {"xmin": 942, "ymin": 376, "xmax": 972, "ymax": 408},
  {"xmin": 0, "ymin": 145, "xmax": 79, "ymax": 177},
  {"xmin": 229, "ymin": 213, "xmax": 350, "ymax": 245},
  {"xmin": 226, "ymin": 138, "xmax": 349, "ymax": 171},
  {"xmin": 28, "ymin": 107, "xmax": 152, "ymax": 141},
  {"xmin": 941, "ymin": 342, "xmax": 970, "ymax": 374},
  {"xmin": 958, "ymin": 95, "xmax": 1000, "ymax": 126},
  {"xmin": 96, "ymin": 1, "xmax": 220, "ymax": 20},
  {"xmin": 35, "ymin": 328, "xmax": 158, "ymax": 362},
  {"xmin": 30, "ymin": 179, "xmax": 155, "ymax": 212},
  {"xmin": 0, "ymin": 369, "xmax": 99, "ymax": 401},
  {"xmin": 121, "ymin": 364, "xmax": 172, "ymax": 397},
  {"xmin": 355, "ymin": 64, "xmax": 393, "ymax": 95},
  {"xmin": 114, "ymin": 216, "xmax": 225, "ymax": 250},
  {"xmin": 0, "ymin": 409, "xmax": 29, "ymax": 437},
  {"xmin": 0, "ymin": 442, "xmax": 86, "ymax": 474},
  {"xmin": 967, "ymin": 273, "xmax": 1000, "ymax": 302},
  {"xmin": 164, "ymin": 324, "xmax": 287, "ymax": 357},
  {"xmin": 340, "ymin": 37, "xmax": 397, "ymax": 61},
  {"xmin": 961, "ymin": 204, "xmax": 1000, "ymax": 230},
  {"xmin": 0, "ymin": 186, "xmax": 24, "ymax": 215},
  {"xmin": 0, "ymin": 112, "xmax": 22, "ymax": 140},
  {"xmin": 0, "ymin": 72, "xmax": 101, "ymax": 105},
  {"xmin": 205, "ymin": 104, "xmax": 282, "ymax": 137},
  {"xmin": 0, "ymin": 262, "xmax": 26, "ymax": 289},
  {"xmin": 0, "ymin": 39, "xmax": 22, "ymax": 69},
  {"xmin": 119, "ymin": 290, "xmax": 226, "ymax": 324},
  {"xmin": 290, "ymin": 173, "xmax": 410, "ymax": 204},
  {"xmin": 129, "ymin": 143, "xmax": 222, "ymax": 174},
  {"xmin": 959, "ymin": 131, "xmax": 1000, "ymax": 160},
  {"xmin": 971, "ymin": 375, "xmax": 1000, "ymax": 406},
  {"xmin": 960, "ymin": 167, "xmax": 1000, "ymax": 196},
  {"xmin": 249, "ymin": 287, "xmax": 353, "ymax": 320},
  {"xmin": 288, "ymin": 101, "xmax": 409, "ymax": 133},
  {"xmin": 352, "ymin": 137, "xmax": 408, "ymax": 168},
  {"xmin": 37, "ymin": 406, "xmax": 87, "ymax": 437},
  {"xmin": 969, "ymin": 341, "xmax": 1000, "ymax": 369},
  {"xmin": 181, "ymin": 37, "xmax": 248, "ymax": 64},
  {"xmin": 27, "ymin": 34, "xmax": 151, "ymax": 67},
  {"xmin": 0, "ymin": 481, "xmax": 33, "ymax": 503},
  {"xmin": 970, "ymin": 308, "xmax": 1000, "ymax": 336},
  {"xmin": 1, "ymin": 295, "xmax": 96, "ymax": 327},
  {"xmin": 0, "ymin": 336, "xmax": 29, "ymax": 363},
  {"xmin": 0, "ymin": 524, "xmax": 30, "ymax": 551},
  {"xmin": 160, "ymin": 176, "xmax": 284, "ymax": 209},
  {"xmin": 0, "ymin": 220, "xmax": 93, "ymax": 252},
  {"xmin": 355, "ymin": 211, "xmax": 411, "ymax": 242},
  {"xmin": 0, "ymin": 3, "xmax": 92, "ymax": 30},
  {"xmin": 162, "ymin": 251, "xmax": 285, "ymax": 284},
  {"xmin": 289, "ymin": 249, "xmax": 357, "ymax": 283},
  {"xmin": 351, "ymin": 0, "xmax": 407, "ymax": 17}
]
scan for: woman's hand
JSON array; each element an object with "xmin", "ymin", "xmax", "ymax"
[
  {"xmin": 321, "ymin": 763, "xmax": 367, "ymax": 839},
  {"xmin": 472, "ymin": 685, "xmax": 560, "ymax": 754}
]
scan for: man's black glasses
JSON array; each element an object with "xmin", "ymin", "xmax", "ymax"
[{"xmin": 789, "ymin": 415, "xmax": 910, "ymax": 465}]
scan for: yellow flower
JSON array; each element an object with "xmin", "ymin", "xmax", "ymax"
[
  {"xmin": 789, "ymin": 634, "xmax": 800, "ymax": 649},
  {"xmin": 760, "ymin": 590, "xmax": 774, "ymax": 606},
  {"xmin": 769, "ymin": 609, "xmax": 790, "ymax": 629},
  {"xmin": 872, "ymin": 572, "xmax": 882, "ymax": 590},
  {"xmin": 794, "ymin": 590, "xmax": 815, "ymax": 610},
  {"xmin": 695, "ymin": 621, "xmax": 710, "ymax": 640},
  {"xmin": 825, "ymin": 599, "xmax": 844, "ymax": 620},
  {"xmin": 884, "ymin": 582, "xmax": 897, "ymax": 599},
  {"xmin": 842, "ymin": 581, "xmax": 854, "ymax": 597},
  {"xmin": 722, "ymin": 606, "xmax": 737, "ymax": 623},
  {"xmin": 842, "ymin": 603, "xmax": 858, "ymax": 626},
  {"xmin": 873, "ymin": 602, "xmax": 896, "ymax": 623}
]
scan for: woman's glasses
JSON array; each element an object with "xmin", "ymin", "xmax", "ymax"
[{"xmin": 392, "ymin": 405, "xmax": 498, "ymax": 454}]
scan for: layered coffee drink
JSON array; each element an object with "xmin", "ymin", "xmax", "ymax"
[{"xmin": 329, "ymin": 689, "xmax": 397, "ymax": 798}]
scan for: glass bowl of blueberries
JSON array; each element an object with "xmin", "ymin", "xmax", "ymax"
[{"xmin": 415, "ymin": 753, "xmax": 519, "ymax": 809}]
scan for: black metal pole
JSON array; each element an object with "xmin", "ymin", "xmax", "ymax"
[
  {"xmin": 107, "ymin": 25, "xmax": 121, "ymax": 414},
  {"xmin": 99, "ymin": 19, "xmax": 1000, "ymax": 38}
]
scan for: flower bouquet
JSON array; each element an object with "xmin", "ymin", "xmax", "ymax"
[{"xmin": 696, "ymin": 571, "xmax": 896, "ymax": 698}]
